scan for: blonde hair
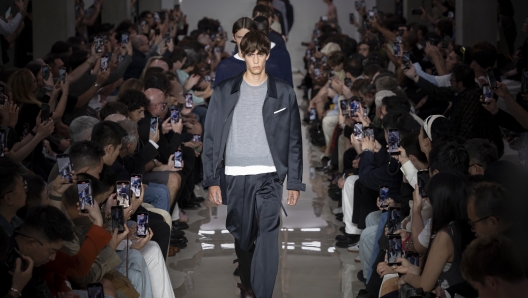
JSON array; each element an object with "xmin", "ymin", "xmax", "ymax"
[
  {"xmin": 117, "ymin": 78, "xmax": 144, "ymax": 99},
  {"xmin": 8, "ymin": 69, "xmax": 40, "ymax": 107}
]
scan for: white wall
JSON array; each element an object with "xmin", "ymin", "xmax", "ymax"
[{"xmin": 180, "ymin": 0, "xmax": 372, "ymax": 70}]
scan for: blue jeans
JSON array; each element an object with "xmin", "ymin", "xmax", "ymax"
[
  {"xmin": 143, "ymin": 183, "xmax": 171, "ymax": 212},
  {"xmin": 366, "ymin": 211, "xmax": 388, "ymax": 283}
]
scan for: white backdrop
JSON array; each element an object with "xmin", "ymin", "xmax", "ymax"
[{"xmin": 180, "ymin": 0, "xmax": 376, "ymax": 69}]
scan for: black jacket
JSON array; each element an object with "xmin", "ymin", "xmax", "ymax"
[{"xmin": 202, "ymin": 72, "xmax": 305, "ymax": 194}]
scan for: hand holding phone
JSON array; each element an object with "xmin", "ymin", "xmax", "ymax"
[
  {"xmin": 387, "ymin": 235, "xmax": 403, "ymax": 266},
  {"xmin": 379, "ymin": 186, "xmax": 389, "ymax": 208},
  {"xmin": 111, "ymin": 206, "xmax": 125, "ymax": 233}
]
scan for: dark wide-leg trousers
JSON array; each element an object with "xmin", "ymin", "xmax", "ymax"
[{"xmin": 225, "ymin": 172, "xmax": 283, "ymax": 298}]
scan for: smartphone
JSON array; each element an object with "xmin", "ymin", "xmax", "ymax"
[
  {"xmin": 41, "ymin": 103, "xmax": 51, "ymax": 122},
  {"xmin": 174, "ymin": 150, "xmax": 183, "ymax": 168},
  {"xmin": 59, "ymin": 67, "xmax": 67, "ymax": 83},
  {"xmin": 87, "ymin": 282, "xmax": 105, "ymax": 298},
  {"xmin": 77, "ymin": 180, "xmax": 93, "ymax": 213},
  {"xmin": 388, "ymin": 129, "xmax": 400, "ymax": 155},
  {"xmin": 487, "ymin": 70, "xmax": 497, "ymax": 89},
  {"xmin": 150, "ymin": 117, "xmax": 158, "ymax": 134},
  {"xmin": 170, "ymin": 107, "xmax": 179, "ymax": 124},
  {"xmin": 314, "ymin": 68, "xmax": 321, "ymax": 78},
  {"xmin": 94, "ymin": 36, "xmax": 103, "ymax": 53},
  {"xmin": 57, "ymin": 154, "xmax": 73, "ymax": 183},
  {"xmin": 411, "ymin": 8, "xmax": 423, "ymax": 15},
  {"xmin": 309, "ymin": 108, "xmax": 316, "ymax": 121},
  {"xmin": 393, "ymin": 41, "xmax": 401, "ymax": 57},
  {"xmin": 136, "ymin": 213, "xmax": 149, "ymax": 238},
  {"xmin": 349, "ymin": 13, "xmax": 355, "ymax": 24},
  {"xmin": 387, "ymin": 207, "xmax": 402, "ymax": 234},
  {"xmin": 354, "ymin": 1, "xmax": 359, "ymax": 9},
  {"xmin": 321, "ymin": 16, "xmax": 328, "ymax": 22},
  {"xmin": 0, "ymin": 129, "xmax": 5, "ymax": 158},
  {"xmin": 141, "ymin": 20, "xmax": 146, "ymax": 30},
  {"xmin": 379, "ymin": 186, "xmax": 389, "ymax": 207},
  {"xmin": 111, "ymin": 206, "xmax": 125, "ymax": 233},
  {"xmin": 344, "ymin": 78, "xmax": 352, "ymax": 88},
  {"xmin": 340, "ymin": 100, "xmax": 349, "ymax": 116},
  {"xmin": 185, "ymin": 93, "xmax": 193, "ymax": 108},
  {"xmin": 523, "ymin": 69, "xmax": 528, "ymax": 94},
  {"xmin": 164, "ymin": 32, "xmax": 171, "ymax": 45},
  {"xmin": 116, "ymin": 181, "xmax": 131, "ymax": 208},
  {"xmin": 387, "ymin": 235, "xmax": 403, "ymax": 266},
  {"xmin": 153, "ymin": 12, "xmax": 160, "ymax": 23},
  {"xmin": 5, "ymin": 247, "xmax": 28, "ymax": 272},
  {"xmin": 192, "ymin": 134, "xmax": 201, "ymax": 142},
  {"xmin": 447, "ymin": 11, "xmax": 455, "ymax": 19},
  {"xmin": 121, "ymin": 33, "xmax": 129, "ymax": 48},
  {"xmin": 368, "ymin": 10, "xmax": 375, "ymax": 20},
  {"xmin": 350, "ymin": 100, "xmax": 360, "ymax": 117},
  {"xmin": 353, "ymin": 123, "xmax": 363, "ymax": 140},
  {"xmin": 42, "ymin": 65, "xmax": 50, "ymax": 81},
  {"xmin": 364, "ymin": 127, "xmax": 374, "ymax": 139},
  {"xmin": 482, "ymin": 85, "xmax": 493, "ymax": 103},
  {"xmin": 403, "ymin": 51, "xmax": 411, "ymax": 69},
  {"xmin": 204, "ymin": 44, "xmax": 210, "ymax": 51},
  {"xmin": 417, "ymin": 169, "xmax": 429, "ymax": 198},
  {"xmin": 100, "ymin": 56, "xmax": 109, "ymax": 72}
]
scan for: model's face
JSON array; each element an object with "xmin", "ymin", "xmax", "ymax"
[
  {"xmin": 243, "ymin": 50, "xmax": 269, "ymax": 76},
  {"xmin": 233, "ymin": 28, "xmax": 250, "ymax": 53}
]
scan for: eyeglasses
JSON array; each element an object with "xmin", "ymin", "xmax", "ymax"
[
  {"xmin": 1, "ymin": 179, "xmax": 28, "ymax": 197},
  {"xmin": 14, "ymin": 230, "xmax": 44, "ymax": 246},
  {"xmin": 468, "ymin": 216, "xmax": 492, "ymax": 229}
]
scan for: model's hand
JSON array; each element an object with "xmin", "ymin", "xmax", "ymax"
[
  {"xmin": 208, "ymin": 185, "xmax": 222, "ymax": 205},
  {"xmin": 287, "ymin": 190, "xmax": 299, "ymax": 206}
]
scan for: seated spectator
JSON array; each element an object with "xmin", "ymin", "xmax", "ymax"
[
  {"xmin": 117, "ymin": 89, "xmax": 149, "ymax": 122},
  {"xmin": 464, "ymin": 138, "xmax": 499, "ymax": 175}
]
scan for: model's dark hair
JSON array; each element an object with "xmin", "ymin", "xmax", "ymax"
[
  {"xmin": 20, "ymin": 205, "xmax": 75, "ymax": 242},
  {"xmin": 252, "ymin": 4, "xmax": 274, "ymax": 19},
  {"xmin": 464, "ymin": 138, "xmax": 498, "ymax": 170},
  {"xmin": 429, "ymin": 141, "xmax": 469, "ymax": 174},
  {"xmin": 0, "ymin": 157, "xmax": 22, "ymax": 198},
  {"xmin": 99, "ymin": 101, "xmax": 130, "ymax": 120},
  {"xmin": 240, "ymin": 30, "xmax": 271, "ymax": 57},
  {"xmin": 253, "ymin": 16, "xmax": 270, "ymax": 35},
  {"xmin": 117, "ymin": 89, "xmax": 149, "ymax": 112},
  {"xmin": 452, "ymin": 63, "xmax": 476, "ymax": 89},
  {"xmin": 232, "ymin": 17, "xmax": 258, "ymax": 35},
  {"xmin": 382, "ymin": 96, "xmax": 411, "ymax": 113},
  {"xmin": 421, "ymin": 171, "xmax": 471, "ymax": 272},
  {"xmin": 400, "ymin": 131, "xmax": 428, "ymax": 164},
  {"xmin": 70, "ymin": 141, "xmax": 105, "ymax": 172},
  {"xmin": 461, "ymin": 236, "xmax": 526, "ymax": 285},
  {"xmin": 91, "ymin": 121, "xmax": 127, "ymax": 149},
  {"xmin": 381, "ymin": 110, "xmax": 416, "ymax": 138}
]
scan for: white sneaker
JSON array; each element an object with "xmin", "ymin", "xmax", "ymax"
[
  {"xmin": 348, "ymin": 244, "xmax": 359, "ymax": 252},
  {"xmin": 332, "ymin": 207, "xmax": 343, "ymax": 214},
  {"xmin": 354, "ymin": 255, "xmax": 361, "ymax": 262}
]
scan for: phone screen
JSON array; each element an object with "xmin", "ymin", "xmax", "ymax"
[
  {"xmin": 58, "ymin": 67, "xmax": 66, "ymax": 83},
  {"xmin": 57, "ymin": 154, "xmax": 73, "ymax": 183},
  {"xmin": 77, "ymin": 180, "xmax": 93, "ymax": 213},
  {"xmin": 174, "ymin": 150, "xmax": 183, "ymax": 168},
  {"xmin": 349, "ymin": 13, "xmax": 354, "ymax": 23},
  {"xmin": 379, "ymin": 186, "xmax": 389, "ymax": 207},
  {"xmin": 42, "ymin": 65, "xmax": 50, "ymax": 81},
  {"xmin": 487, "ymin": 70, "xmax": 497, "ymax": 89},
  {"xmin": 368, "ymin": 10, "xmax": 374, "ymax": 20},
  {"xmin": 350, "ymin": 100, "xmax": 360, "ymax": 116},
  {"xmin": 192, "ymin": 134, "xmax": 201, "ymax": 142},
  {"xmin": 344, "ymin": 78, "xmax": 352, "ymax": 88},
  {"xmin": 417, "ymin": 170, "xmax": 430, "ymax": 198},
  {"xmin": 403, "ymin": 52, "xmax": 411, "ymax": 69},
  {"xmin": 393, "ymin": 41, "xmax": 401, "ymax": 57},
  {"xmin": 185, "ymin": 93, "xmax": 193, "ymax": 108},
  {"xmin": 309, "ymin": 108, "xmax": 316, "ymax": 121},
  {"xmin": 111, "ymin": 206, "xmax": 125, "ymax": 233},
  {"xmin": 405, "ymin": 252, "xmax": 420, "ymax": 267},
  {"xmin": 164, "ymin": 33, "xmax": 171, "ymax": 45},
  {"xmin": 387, "ymin": 207, "xmax": 402, "ymax": 234},
  {"xmin": 150, "ymin": 117, "xmax": 158, "ymax": 134},
  {"xmin": 130, "ymin": 175, "xmax": 142, "ymax": 198},
  {"xmin": 0, "ymin": 129, "xmax": 6, "ymax": 158},
  {"xmin": 121, "ymin": 33, "xmax": 129, "ymax": 48},
  {"xmin": 170, "ymin": 108, "xmax": 179, "ymax": 124},
  {"xmin": 136, "ymin": 213, "xmax": 149, "ymax": 238},
  {"xmin": 116, "ymin": 181, "xmax": 131, "ymax": 208},
  {"xmin": 340, "ymin": 100, "xmax": 349, "ymax": 116},
  {"xmin": 41, "ymin": 103, "xmax": 51, "ymax": 122},
  {"xmin": 364, "ymin": 127, "xmax": 374, "ymax": 139},
  {"xmin": 94, "ymin": 36, "xmax": 103, "ymax": 53},
  {"xmin": 353, "ymin": 123, "xmax": 363, "ymax": 140},
  {"xmin": 388, "ymin": 235, "xmax": 403, "ymax": 266},
  {"xmin": 87, "ymin": 283, "xmax": 105, "ymax": 298},
  {"xmin": 100, "ymin": 56, "xmax": 109, "ymax": 72},
  {"xmin": 388, "ymin": 129, "xmax": 400, "ymax": 155}
]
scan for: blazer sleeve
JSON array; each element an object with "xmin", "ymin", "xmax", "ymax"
[
  {"xmin": 286, "ymin": 88, "xmax": 306, "ymax": 191},
  {"xmin": 44, "ymin": 225, "xmax": 111, "ymax": 277},
  {"xmin": 202, "ymin": 88, "xmax": 220, "ymax": 188}
]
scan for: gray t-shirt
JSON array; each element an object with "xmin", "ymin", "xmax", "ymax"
[{"xmin": 225, "ymin": 79, "xmax": 275, "ymax": 175}]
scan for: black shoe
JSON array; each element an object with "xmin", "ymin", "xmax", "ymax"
[
  {"xmin": 171, "ymin": 229, "xmax": 185, "ymax": 238},
  {"xmin": 335, "ymin": 236, "xmax": 360, "ymax": 248},
  {"xmin": 339, "ymin": 226, "xmax": 346, "ymax": 234},
  {"xmin": 335, "ymin": 233, "xmax": 359, "ymax": 241},
  {"xmin": 357, "ymin": 270, "xmax": 366, "ymax": 283},
  {"xmin": 233, "ymin": 265, "xmax": 240, "ymax": 276},
  {"xmin": 172, "ymin": 221, "xmax": 189, "ymax": 230}
]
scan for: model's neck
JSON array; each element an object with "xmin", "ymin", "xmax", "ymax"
[{"xmin": 243, "ymin": 71, "xmax": 268, "ymax": 86}]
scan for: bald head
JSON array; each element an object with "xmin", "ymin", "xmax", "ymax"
[
  {"xmin": 144, "ymin": 88, "xmax": 166, "ymax": 117},
  {"xmin": 132, "ymin": 35, "xmax": 149, "ymax": 53},
  {"xmin": 150, "ymin": 59, "xmax": 169, "ymax": 71}
]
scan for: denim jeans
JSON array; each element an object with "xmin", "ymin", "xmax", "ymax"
[
  {"xmin": 366, "ymin": 211, "xmax": 388, "ymax": 283},
  {"xmin": 143, "ymin": 183, "xmax": 171, "ymax": 212}
]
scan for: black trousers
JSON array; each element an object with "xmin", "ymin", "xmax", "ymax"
[{"xmin": 226, "ymin": 172, "xmax": 283, "ymax": 298}]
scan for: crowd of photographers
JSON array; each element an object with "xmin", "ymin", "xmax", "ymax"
[
  {"xmin": 0, "ymin": 0, "xmax": 294, "ymax": 296},
  {"xmin": 304, "ymin": 0, "xmax": 528, "ymax": 297}
]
